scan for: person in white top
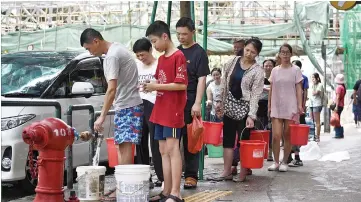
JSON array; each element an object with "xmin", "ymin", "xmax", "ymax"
[
  {"xmin": 310, "ymin": 72, "xmax": 324, "ymax": 142},
  {"xmin": 132, "ymin": 38, "xmax": 164, "ymax": 188},
  {"xmin": 206, "ymin": 68, "xmax": 223, "ymax": 122}
]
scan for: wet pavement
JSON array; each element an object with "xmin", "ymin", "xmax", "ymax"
[{"xmin": 4, "ymin": 123, "xmax": 361, "ymax": 202}]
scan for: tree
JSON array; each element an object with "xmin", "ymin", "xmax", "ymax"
[{"xmin": 180, "ymin": 1, "xmax": 191, "ymax": 18}]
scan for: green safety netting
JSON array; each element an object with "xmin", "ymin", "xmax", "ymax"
[
  {"xmin": 294, "ymin": 1, "xmax": 336, "ymax": 90},
  {"xmin": 341, "ymin": 5, "xmax": 361, "ymax": 89},
  {"xmin": 1, "ymin": 23, "xmax": 286, "ymax": 56}
]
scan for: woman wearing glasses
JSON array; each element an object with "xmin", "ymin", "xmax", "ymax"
[{"xmin": 268, "ymin": 44, "xmax": 303, "ymax": 172}]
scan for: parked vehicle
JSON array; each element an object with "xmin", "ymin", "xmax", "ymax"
[{"xmin": 1, "ymin": 51, "xmax": 113, "ymax": 193}]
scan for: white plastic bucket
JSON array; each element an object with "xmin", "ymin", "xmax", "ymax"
[
  {"xmin": 76, "ymin": 166, "xmax": 106, "ymax": 201},
  {"xmin": 115, "ymin": 165, "xmax": 150, "ymax": 202}
]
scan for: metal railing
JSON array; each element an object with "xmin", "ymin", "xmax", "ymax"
[{"xmin": 65, "ymin": 104, "xmax": 95, "ymax": 189}]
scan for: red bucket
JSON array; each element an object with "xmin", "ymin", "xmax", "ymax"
[
  {"xmin": 250, "ymin": 130, "xmax": 270, "ymax": 159},
  {"xmin": 203, "ymin": 121, "xmax": 223, "ymax": 145},
  {"xmin": 290, "ymin": 124, "xmax": 310, "ymax": 146},
  {"xmin": 106, "ymin": 138, "xmax": 135, "ymax": 167},
  {"xmin": 240, "ymin": 140, "xmax": 266, "ymax": 169}
]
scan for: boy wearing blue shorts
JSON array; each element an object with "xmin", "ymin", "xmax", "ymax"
[
  {"xmin": 80, "ymin": 28, "xmax": 143, "ymax": 200},
  {"xmin": 144, "ymin": 21, "xmax": 188, "ymax": 202}
]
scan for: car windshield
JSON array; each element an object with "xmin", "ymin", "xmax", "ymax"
[{"xmin": 1, "ymin": 55, "xmax": 71, "ymax": 97}]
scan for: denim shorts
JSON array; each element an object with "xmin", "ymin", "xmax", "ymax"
[{"xmin": 310, "ymin": 106, "xmax": 323, "ymax": 113}]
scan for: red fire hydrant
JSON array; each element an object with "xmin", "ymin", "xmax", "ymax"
[{"xmin": 22, "ymin": 117, "xmax": 75, "ymax": 202}]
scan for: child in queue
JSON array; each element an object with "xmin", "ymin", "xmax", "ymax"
[{"xmin": 144, "ymin": 20, "xmax": 188, "ymax": 202}]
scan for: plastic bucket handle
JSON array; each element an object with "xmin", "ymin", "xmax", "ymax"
[{"xmin": 239, "ymin": 127, "xmax": 266, "ymax": 142}]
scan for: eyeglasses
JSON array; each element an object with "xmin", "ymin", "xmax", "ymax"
[{"xmin": 279, "ymin": 51, "xmax": 291, "ymax": 56}]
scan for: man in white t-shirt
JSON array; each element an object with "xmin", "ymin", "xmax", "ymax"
[
  {"xmin": 80, "ymin": 28, "xmax": 143, "ymax": 200},
  {"xmin": 133, "ymin": 38, "xmax": 164, "ymax": 188}
]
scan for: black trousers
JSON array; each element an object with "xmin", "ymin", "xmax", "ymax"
[
  {"xmin": 336, "ymin": 106, "xmax": 344, "ymax": 118},
  {"xmin": 181, "ymin": 109, "xmax": 200, "ymax": 180},
  {"xmin": 221, "ymin": 115, "xmax": 250, "ymax": 167},
  {"xmin": 136, "ymin": 99, "xmax": 163, "ymax": 181}
]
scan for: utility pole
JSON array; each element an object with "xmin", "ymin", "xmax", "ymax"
[
  {"xmin": 321, "ymin": 41, "xmax": 331, "ymax": 133},
  {"xmin": 180, "ymin": 1, "xmax": 191, "ymax": 18}
]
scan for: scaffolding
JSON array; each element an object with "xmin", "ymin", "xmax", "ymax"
[
  {"xmin": 1, "ymin": 1, "xmax": 343, "ymax": 55},
  {"xmin": 1, "ymin": 1, "xmax": 342, "ymax": 39},
  {"xmin": 341, "ymin": 5, "xmax": 361, "ymax": 89}
]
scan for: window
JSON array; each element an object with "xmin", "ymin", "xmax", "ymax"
[
  {"xmin": 1, "ymin": 55, "xmax": 69, "ymax": 97},
  {"xmin": 53, "ymin": 57, "xmax": 107, "ymax": 98},
  {"xmin": 69, "ymin": 58, "xmax": 107, "ymax": 95}
]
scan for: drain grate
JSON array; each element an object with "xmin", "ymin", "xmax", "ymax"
[{"xmin": 184, "ymin": 190, "xmax": 233, "ymax": 202}]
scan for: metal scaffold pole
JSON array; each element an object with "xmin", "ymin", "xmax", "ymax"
[
  {"xmin": 198, "ymin": 1, "xmax": 208, "ymax": 181},
  {"xmin": 190, "ymin": 1, "xmax": 196, "ymax": 41},
  {"xmin": 151, "ymin": 1, "xmax": 158, "ymax": 24},
  {"xmin": 321, "ymin": 42, "xmax": 331, "ymax": 133}
]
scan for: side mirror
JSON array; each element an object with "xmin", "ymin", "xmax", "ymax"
[{"xmin": 71, "ymin": 82, "xmax": 94, "ymax": 98}]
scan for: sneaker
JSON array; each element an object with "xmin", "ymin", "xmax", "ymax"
[
  {"xmin": 279, "ymin": 163, "xmax": 288, "ymax": 172},
  {"xmin": 289, "ymin": 159, "xmax": 303, "ymax": 167},
  {"xmin": 268, "ymin": 163, "xmax": 279, "ymax": 171}
]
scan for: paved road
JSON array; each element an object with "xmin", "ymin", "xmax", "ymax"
[
  {"xmin": 4, "ymin": 123, "xmax": 361, "ymax": 202},
  {"xmin": 2, "ymin": 184, "xmax": 30, "ymax": 202}
]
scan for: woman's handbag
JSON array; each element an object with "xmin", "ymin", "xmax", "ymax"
[{"xmin": 224, "ymin": 91, "xmax": 250, "ymax": 120}]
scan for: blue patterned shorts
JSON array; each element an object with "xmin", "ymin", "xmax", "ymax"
[{"xmin": 114, "ymin": 104, "xmax": 144, "ymax": 145}]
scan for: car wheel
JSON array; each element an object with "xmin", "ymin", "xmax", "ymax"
[{"xmin": 20, "ymin": 150, "xmax": 38, "ymax": 194}]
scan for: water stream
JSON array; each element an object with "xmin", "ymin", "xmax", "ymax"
[
  {"xmin": 92, "ymin": 147, "xmax": 100, "ymax": 166},
  {"xmin": 92, "ymin": 137, "xmax": 103, "ymax": 166}
]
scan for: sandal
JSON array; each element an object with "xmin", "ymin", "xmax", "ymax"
[
  {"xmin": 164, "ymin": 195, "xmax": 185, "ymax": 202},
  {"xmin": 207, "ymin": 174, "xmax": 233, "ymax": 181},
  {"xmin": 233, "ymin": 168, "xmax": 247, "ymax": 182},
  {"xmin": 184, "ymin": 177, "xmax": 197, "ymax": 189},
  {"xmin": 149, "ymin": 192, "xmax": 168, "ymax": 202}
]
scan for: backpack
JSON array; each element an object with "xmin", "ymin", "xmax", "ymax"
[{"xmin": 357, "ymin": 82, "xmax": 361, "ymax": 104}]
